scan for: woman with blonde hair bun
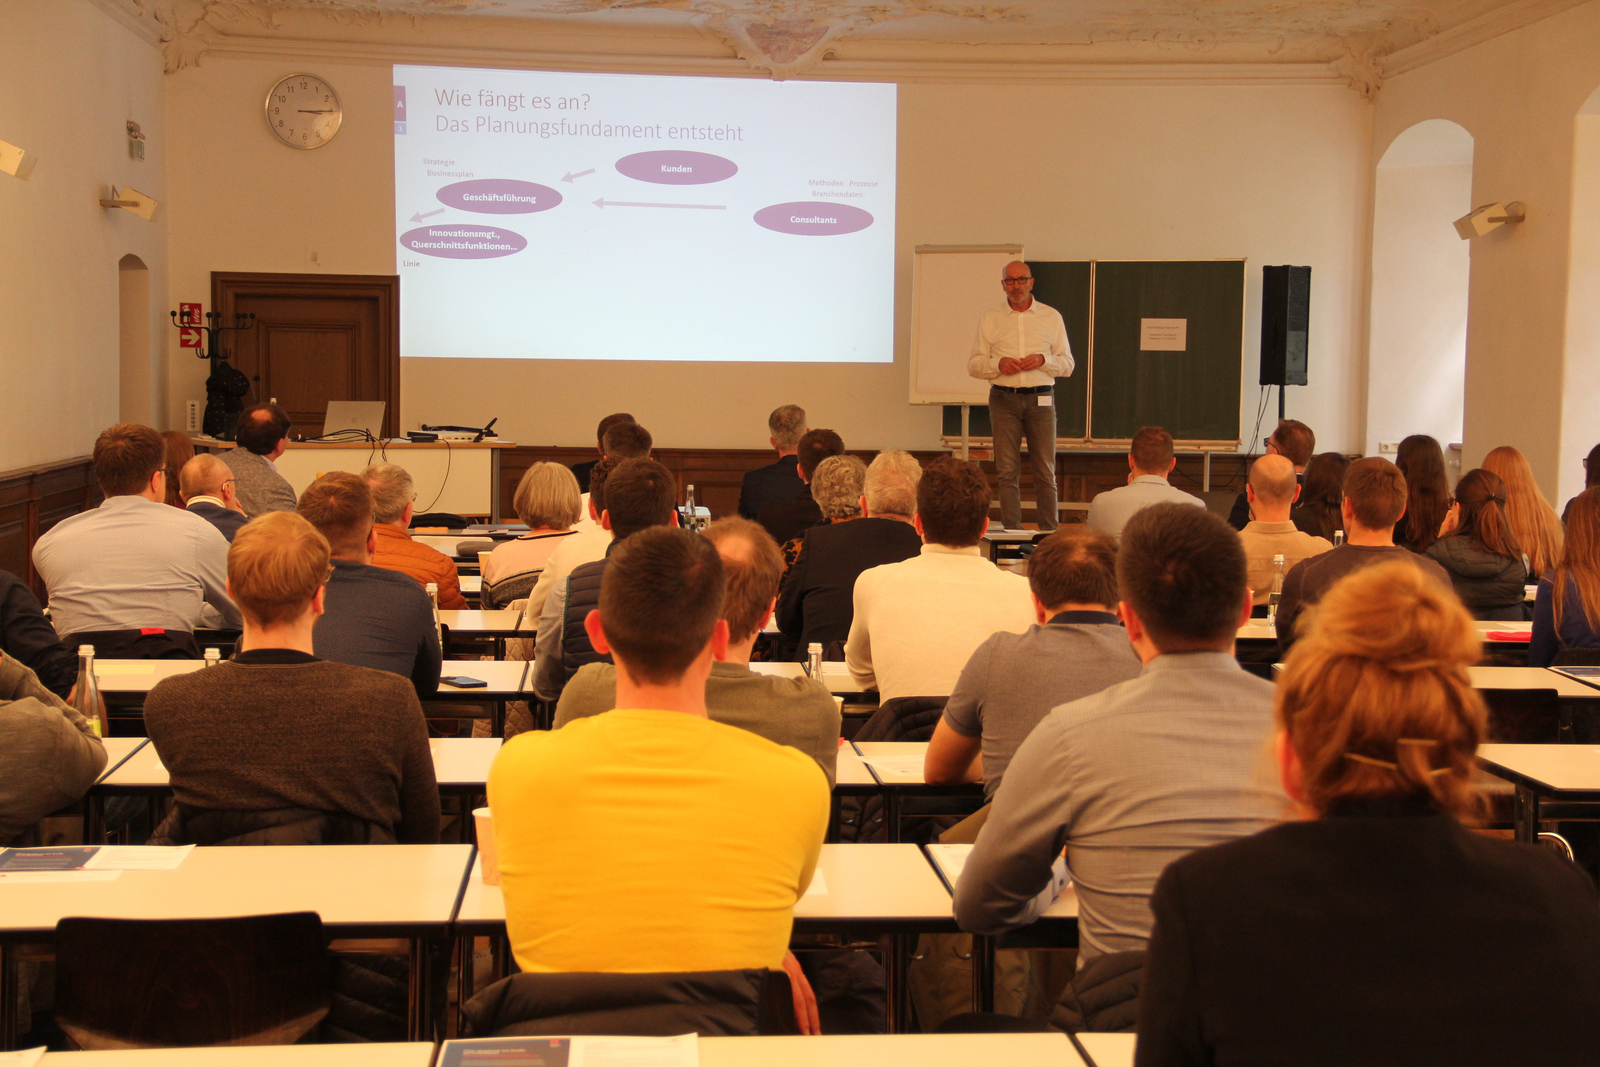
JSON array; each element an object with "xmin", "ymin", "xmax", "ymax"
[
  {"xmin": 1136, "ymin": 561, "xmax": 1600, "ymax": 1067},
  {"xmin": 1482, "ymin": 444, "xmax": 1563, "ymax": 579}
]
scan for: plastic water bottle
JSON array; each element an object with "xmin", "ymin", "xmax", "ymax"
[
  {"xmin": 426, "ymin": 582, "xmax": 442, "ymax": 650},
  {"xmin": 1266, "ymin": 554, "xmax": 1285, "ymax": 626},
  {"xmin": 203, "ymin": 647, "xmax": 221, "ymax": 668},
  {"xmin": 73, "ymin": 645, "xmax": 107, "ymax": 739},
  {"xmin": 685, "ymin": 484, "xmax": 699, "ymax": 530},
  {"xmin": 807, "ymin": 642, "xmax": 823, "ymax": 678},
  {"xmin": 1334, "ymin": 529, "xmax": 1345, "ymax": 547}
]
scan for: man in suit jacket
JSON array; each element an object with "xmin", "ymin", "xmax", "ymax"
[
  {"xmin": 777, "ymin": 449, "xmax": 923, "ymax": 657},
  {"xmin": 570, "ymin": 412, "xmax": 635, "ymax": 495},
  {"xmin": 218, "ymin": 403, "xmax": 298, "ymax": 518},
  {"xmin": 178, "ymin": 453, "xmax": 249, "ymax": 542},
  {"xmin": 739, "ymin": 404, "xmax": 809, "ymax": 521},
  {"xmin": 757, "ymin": 428, "xmax": 844, "ymax": 545}
]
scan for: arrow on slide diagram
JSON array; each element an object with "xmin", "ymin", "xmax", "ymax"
[
  {"xmin": 410, "ymin": 208, "xmax": 446, "ymax": 222},
  {"xmin": 562, "ymin": 169, "xmax": 596, "ymax": 183},
  {"xmin": 592, "ymin": 198, "xmax": 726, "ymax": 211}
]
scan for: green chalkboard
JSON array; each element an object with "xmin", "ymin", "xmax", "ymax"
[
  {"xmin": 1090, "ymin": 261, "xmax": 1244, "ymax": 442},
  {"xmin": 943, "ymin": 260, "xmax": 1243, "ymax": 446}
]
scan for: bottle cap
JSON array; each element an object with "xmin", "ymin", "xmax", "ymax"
[
  {"xmin": 78, "ymin": 644, "xmax": 95, "ymax": 655},
  {"xmin": 809, "ymin": 643, "xmax": 822, "ymax": 652},
  {"xmin": 425, "ymin": 582, "xmax": 438, "ymax": 592},
  {"xmin": 1273, "ymin": 553, "xmax": 1285, "ymax": 561},
  {"xmin": 205, "ymin": 647, "xmax": 220, "ymax": 657}
]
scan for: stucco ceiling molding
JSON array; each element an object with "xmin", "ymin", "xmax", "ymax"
[{"xmin": 1381, "ymin": 0, "xmax": 1591, "ymax": 77}]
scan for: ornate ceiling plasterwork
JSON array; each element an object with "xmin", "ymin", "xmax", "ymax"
[{"xmin": 108, "ymin": 0, "xmax": 1588, "ymax": 94}]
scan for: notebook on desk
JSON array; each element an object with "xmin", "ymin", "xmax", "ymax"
[{"xmin": 1552, "ymin": 666, "xmax": 1600, "ymax": 692}]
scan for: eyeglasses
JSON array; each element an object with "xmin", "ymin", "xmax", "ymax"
[{"xmin": 1002, "ymin": 277, "xmax": 1033, "ymax": 286}]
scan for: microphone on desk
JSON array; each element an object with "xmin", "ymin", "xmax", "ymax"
[{"xmin": 474, "ymin": 418, "xmax": 498, "ymax": 443}]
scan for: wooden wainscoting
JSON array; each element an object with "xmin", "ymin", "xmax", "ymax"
[
  {"xmin": 0, "ymin": 458, "xmax": 101, "ymax": 599},
  {"xmin": 497, "ymin": 447, "xmax": 1251, "ymax": 524}
]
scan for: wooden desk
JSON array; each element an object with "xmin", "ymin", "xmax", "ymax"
[
  {"xmin": 274, "ymin": 440, "xmax": 510, "ymax": 522},
  {"xmin": 41, "ymin": 1044, "xmax": 437, "ymax": 1066},
  {"xmin": 439, "ymin": 609, "xmax": 524, "ymax": 659},
  {"xmin": 853, "ymin": 741, "xmax": 985, "ymax": 843},
  {"xmin": 749, "ymin": 660, "xmax": 868, "ymax": 695},
  {"xmin": 1476, "ymin": 743, "xmax": 1600, "ymax": 842},
  {"xmin": 1074, "ymin": 1031, "xmax": 1137, "ymax": 1067},
  {"xmin": 979, "ymin": 530, "xmax": 1047, "ymax": 564},
  {"xmin": 700, "ymin": 1032, "xmax": 1086, "ymax": 1066},
  {"xmin": 0, "ymin": 845, "xmax": 473, "ymax": 1047},
  {"xmin": 459, "ymin": 575, "xmax": 481, "ymax": 603}
]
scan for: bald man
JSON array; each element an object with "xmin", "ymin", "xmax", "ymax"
[
  {"xmin": 178, "ymin": 453, "xmax": 249, "ymax": 542},
  {"xmin": 1238, "ymin": 453, "xmax": 1331, "ymax": 607},
  {"xmin": 967, "ymin": 260, "xmax": 1074, "ymax": 532}
]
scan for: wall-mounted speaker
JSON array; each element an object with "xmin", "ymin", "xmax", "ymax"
[{"xmin": 1260, "ymin": 265, "xmax": 1311, "ymax": 387}]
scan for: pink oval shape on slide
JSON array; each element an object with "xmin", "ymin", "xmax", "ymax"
[
  {"xmin": 753, "ymin": 202, "xmax": 874, "ymax": 236},
  {"xmin": 437, "ymin": 179, "xmax": 562, "ymax": 214},
  {"xmin": 616, "ymin": 151, "xmax": 738, "ymax": 185},
  {"xmin": 399, "ymin": 225, "xmax": 527, "ymax": 259}
]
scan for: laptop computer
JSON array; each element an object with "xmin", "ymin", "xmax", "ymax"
[{"xmin": 322, "ymin": 400, "xmax": 387, "ymax": 437}]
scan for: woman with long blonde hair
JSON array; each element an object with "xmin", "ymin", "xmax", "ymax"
[
  {"xmin": 1482, "ymin": 444, "xmax": 1563, "ymax": 578},
  {"xmin": 1136, "ymin": 561, "xmax": 1600, "ymax": 1065},
  {"xmin": 1530, "ymin": 486, "xmax": 1600, "ymax": 666}
]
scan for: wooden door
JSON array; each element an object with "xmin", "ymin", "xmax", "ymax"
[{"xmin": 211, "ymin": 273, "xmax": 399, "ymax": 439}]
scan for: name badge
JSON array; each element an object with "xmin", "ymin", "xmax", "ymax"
[{"xmin": 1038, "ymin": 394, "xmax": 1054, "ymax": 407}]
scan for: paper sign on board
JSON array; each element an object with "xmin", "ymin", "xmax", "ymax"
[{"xmin": 1140, "ymin": 318, "xmax": 1187, "ymax": 351}]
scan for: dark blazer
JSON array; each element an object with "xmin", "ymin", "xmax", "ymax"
[
  {"xmin": 571, "ymin": 458, "xmax": 598, "ymax": 495},
  {"xmin": 1136, "ymin": 802, "xmax": 1600, "ymax": 1067},
  {"xmin": 776, "ymin": 518, "xmax": 923, "ymax": 657},
  {"xmin": 757, "ymin": 496, "xmax": 823, "ymax": 547},
  {"xmin": 185, "ymin": 500, "xmax": 249, "ymax": 542},
  {"xmin": 0, "ymin": 570, "xmax": 75, "ymax": 699},
  {"xmin": 739, "ymin": 455, "xmax": 806, "ymax": 521}
]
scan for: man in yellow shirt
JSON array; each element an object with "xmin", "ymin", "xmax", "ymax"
[{"xmin": 487, "ymin": 525, "xmax": 831, "ymax": 1029}]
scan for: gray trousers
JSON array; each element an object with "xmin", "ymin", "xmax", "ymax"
[{"xmin": 989, "ymin": 387, "xmax": 1059, "ymax": 531}]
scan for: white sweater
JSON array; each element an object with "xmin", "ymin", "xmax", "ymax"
[{"xmin": 846, "ymin": 544, "xmax": 1035, "ymax": 702}]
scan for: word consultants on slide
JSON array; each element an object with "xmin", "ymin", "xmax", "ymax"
[{"xmin": 394, "ymin": 66, "xmax": 897, "ymax": 364}]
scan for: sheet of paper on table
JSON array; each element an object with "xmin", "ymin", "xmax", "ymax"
[
  {"xmin": 926, "ymin": 842, "xmax": 973, "ymax": 887},
  {"xmin": 439, "ymin": 1033, "xmax": 698, "ymax": 1067},
  {"xmin": 83, "ymin": 844, "xmax": 196, "ymax": 870},
  {"xmin": 803, "ymin": 870, "xmax": 828, "ymax": 897},
  {"xmin": 0, "ymin": 1047, "xmax": 45, "ymax": 1067},
  {"xmin": 0, "ymin": 846, "xmax": 100, "ymax": 871},
  {"xmin": 0, "ymin": 871, "xmax": 121, "ymax": 883},
  {"xmin": 862, "ymin": 754, "xmax": 927, "ymax": 782}
]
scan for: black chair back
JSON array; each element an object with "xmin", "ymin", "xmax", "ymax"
[
  {"xmin": 1552, "ymin": 649, "xmax": 1600, "ymax": 667},
  {"xmin": 54, "ymin": 912, "xmax": 330, "ymax": 1048},
  {"xmin": 463, "ymin": 968, "xmax": 793, "ymax": 1037},
  {"xmin": 1479, "ymin": 688, "xmax": 1563, "ymax": 744}
]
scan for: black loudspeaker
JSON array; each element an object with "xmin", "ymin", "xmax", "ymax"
[{"xmin": 1259, "ymin": 265, "xmax": 1311, "ymax": 387}]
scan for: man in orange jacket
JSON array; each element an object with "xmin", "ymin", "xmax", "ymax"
[{"xmin": 363, "ymin": 463, "xmax": 468, "ymax": 609}]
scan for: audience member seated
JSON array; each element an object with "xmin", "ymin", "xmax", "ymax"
[
  {"xmin": 297, "ymin": 473, "xmax": 441, "ymax": 699},
  {"xmin": 776, "ymin": 449, "xmax": 923, "ymax": 659},
  {"xmin": 1086, "ymin": 426, "xmax": 1205, "ymax": 540},
  {"xmin": 481, "ymin": 462, "xmax": 583, "ymax": 603},
  {"xmin": 846, "ymin": 457, "xmax": 1032, "ymax": 701},
  {"xmin": 0, "ymin": 570, "xmax": 76, "ymax": 699},
  {"xmin": 1227, "ymin": 419, "xmax": 1313, "ymax": 529},
  {"xmin": 573, "ymin": 420, "xmax": 655, "ymax": 537},
  {"xmin": 525, "ymin": 456, "xmax": 618, "ymax": 621},
  {"xmin": 1483, "ymin": 444, "xmax": 1563, "ymax": 579},
  {"xmin": 1238, "ymin": 454, "xmax": 1332, "ymax": 609},
  {"xmin": 925, "ymin": 528, "xmax": 1141, "ymax": 799},
  {"xmin": 33, "ymin": 423, "xmax": 240, "ymax": 658},
  {"xmin": 556, "ymin": 518, "xmax": 841, "ymax": 785},
  {"xmin": 161, "ymin": 429, "xmax": 195, "ymax": 509},
  {"xmin": 739, "ymin": 404, "xmax": 809, "ymax": 520},
  {"xmin": 570, "ymin": 411, "xmax": 634, "ymax": 495},
  {"xmin": 1563, "ymin": 442, "xmax": 1600, "ymax": 522},
  {"xmin": 487, "ymin": 526, "xmax": 828, "ymax": 1019},
  {"xmin": 1531, "ymin": 487, "xmax": 1600, "ymax": 666},
  {"xmin": 364, "ymin": 463, "xmax": 467, "ymax": 609},
  {"xmin": 218, "ymin": 403, "xmax": 297, "ymax": 517},
  {"xmin": 1393, "ymin": 434, "xmax": 1451, "ymax": 554},
  {"xmin": 757, "ymin": 429, "xmax": 845, "ymax": 545},
  {"xmin": 0, "ymin": 651, "xmax": 105, "ymax": 845},
  {"xmin": 532, "ymin": 459, "xmax": 678, "ymax": 704},
  {"xmin": 145, "ymin": 511, "xmax": 439, "ymax": 846},
  {"xmin": 781, "ymin": 453, "xmax": 867, "ymax": 570},
  {"xmin": 1289, "ymin": 451, "xmax": 1349, "ymax": 541},
  {"xmin": 178, "ymin": 453, "xmax": 248, "ymax": 542},
  {"xmin": 1276, "ymin": 457, "xmax": 1451, "ymax": 657},
  {"xmin": 1425, "ymin": 468, "xmax": 1531, "ymax": 621},
  {"xmin": 1136, "ymin": 561, "xmax": 1600, "ymax": 1067},
  {"xmin": 953, "ymin": 503, "xmax": 1286, "ymax": 966}
]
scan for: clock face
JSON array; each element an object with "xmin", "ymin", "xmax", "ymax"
[{"xmin": 265, "ymin": 74, "xmax": 342, "ymax": 149}]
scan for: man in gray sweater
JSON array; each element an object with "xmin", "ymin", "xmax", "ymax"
[
  {"xmin": 0, "ymin": 652, "xmax": 105, "ymax": 845},
  {"xmin": 555, "ymin": 517, "xmax": 840, "ymax": 785},
  {"xmin": 954, "ymin": 503, "xmax": 1288, "ymax": 966}
]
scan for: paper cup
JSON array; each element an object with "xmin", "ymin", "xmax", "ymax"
[
  {"xmin": 478, "ymin": 552, "xmax": 494, "ymax": 576},
  {"xmin": 474, "ymin": 807, "xmax": 499, "ymax": 885}
]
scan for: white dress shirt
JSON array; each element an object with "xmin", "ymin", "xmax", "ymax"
[
  {"xmin": 1085, "ymin": 475, "xmax": 1207, "ymax": 541},
  {"xmin": 32, "ymin": 494, "xmax": 241, "ymax": 634},
  {"xmin": 845, "ymin": 544, "xmax": 1034, "ymax": 702},
  {"xmin": 968, "ymin": 299, "xmax": 1074, "ymax": 389}
]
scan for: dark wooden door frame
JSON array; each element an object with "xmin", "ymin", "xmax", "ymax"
[{"xmin": 211, "ymin": 272, "xmax": 400, "ymax": 438}]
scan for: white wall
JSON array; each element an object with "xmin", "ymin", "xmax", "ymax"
[
  {"xmin": 0, "ymin": 0, "xmax": 167, "ymax": 469},
  {"xmin": 1376, "ymin": 0, "xmax": 1600, "ymax": 500},
  {"xmin": 1562, "ymin": 96, "xmax": 1600, "ymax": 506},
  {"xmin": 1366, "ymin": 120, "xmax": 1473, "ymax": 457},
  {"xmin": 163, "ymin": 58, "xmax": 1372, "ymax": 452}
]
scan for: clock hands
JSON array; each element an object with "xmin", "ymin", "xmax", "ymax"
[{"xmin": 298, "ymin": 109, "xmax": 337, "ymax": 114}]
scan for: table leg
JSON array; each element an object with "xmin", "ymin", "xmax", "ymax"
[
  {"xmin": 885, "ymin": 793, "xmax": 901, "ymax": 845},
  {"xmin": 972, "ymin": 934, "xmax": 995, "ymax": 1013},
  {"xmin": 493, "ymin": 700, "xmax": 505, "ymax": 739},
  {"xmin": 456, "ymin": 934, "xmax": 475, "ymax": 1037},
  {"xmin": 1514, "ymin": 785, "xmax": 1540, "ymax": 844},
  {"xmin": 0, "ymin": 943, "xmax": 16, "ymax": 1051},
  {"xmin": 881, "ymin": 933, "xmax": 906, "ymax": 1034},
  {"xmin": 86, "ymin": 791, "xmax": 105, "ymax": 845}
]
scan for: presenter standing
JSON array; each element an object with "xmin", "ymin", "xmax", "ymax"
[{"xmin": 967, "ymin": 261, "xmax": 1073, "ymax": 531}]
